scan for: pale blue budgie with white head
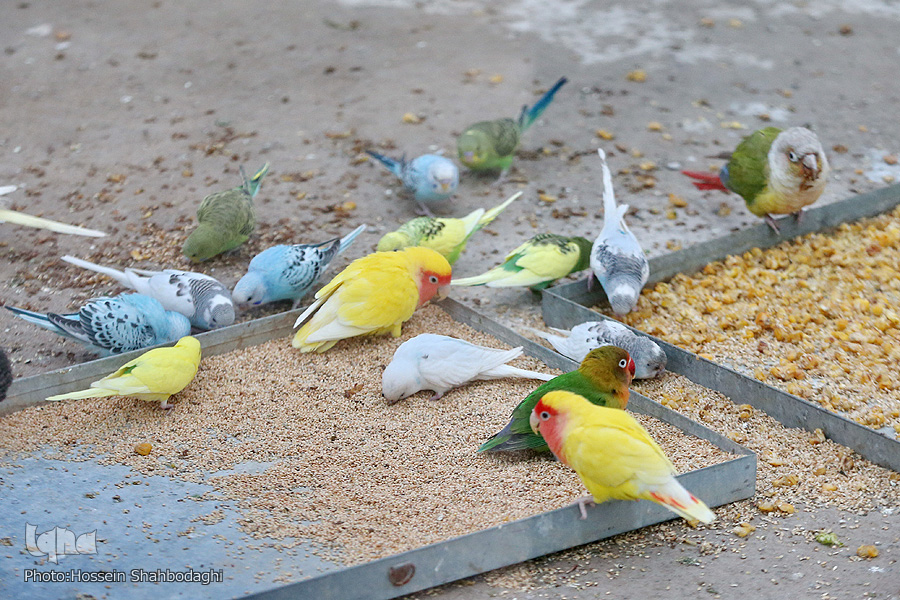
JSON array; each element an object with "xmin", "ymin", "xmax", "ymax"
[
  {"xmin": 590, "ymin": 149, "xmax": 649, "ymax": 316},
  {"xmin": 6, "ymin": 293, "xmax": 191, "ymax": 356},
  {"xmin": 232, "ymin": 224, "xmax": 367, "ymax": 308},
  {"xmin": 366, "ymin": 151, "xmax": 458, "ymax": 213},
  {"xmin": 60, "ymin": 255, "xmax": 235, "ymax": 330}
]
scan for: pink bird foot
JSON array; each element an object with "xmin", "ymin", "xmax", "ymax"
[
  {"xmin": 764, "ymin": 214, "xmax": 781, "ymax": 234},
  {"xmin": 573, "ymin": 495, "xmax": 596, "ymax": 520}
]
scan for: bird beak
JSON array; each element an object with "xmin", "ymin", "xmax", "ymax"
[
  {"xmin": 529, "ymin": 411, "xmax": 540, "ymax": 434},
  {"xmin": 440, "ymin": 182, "xmax": 450, "ymax": 192},
  {"xmin": 435, "ymin": 284, "xmax": 451, "ymax": 300},
  {"xmin": 801, "ymin": 154, "xmax": 819, "ymax": 179}
]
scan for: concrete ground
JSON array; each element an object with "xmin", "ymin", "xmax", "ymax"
[{"xmin": 1, "ymin": 0, "xmax": 898, "ymax": 598}]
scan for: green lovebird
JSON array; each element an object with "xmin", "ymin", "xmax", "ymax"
[
  {"xmin": 478, "ymin": 345, "xmax": 636, "ymax": 453},
  {"xmin": 451, "ymin": 233, "xmax": 592, "ymax": 291},
  {"xmin": 182, "ymin": 163, "xmax": 268, "ymax": 262},
  {"xmin": 376, "ymin": 191, "xmax": 521, "ymax": 264},
  {"xmin": 682, "ymin": 126, "xmax": 829, "ymax": 233},
  {"xmin": 457, "ymin": 77, "xmax": 567, "ymax": 175}
]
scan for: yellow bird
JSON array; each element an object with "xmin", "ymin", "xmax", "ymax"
[
  {"xmin": 46, "ymin": 336, "xmax": 202, "ymax": 409},
  {"xmin": 530, "ymin": 390, "xmax": 715, "ymax": 524},
  {"xmin": 292, "ymin": 247, "xmax": 452, "ymax": 353}
]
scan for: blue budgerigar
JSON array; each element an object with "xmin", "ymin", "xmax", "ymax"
[
  {"xmin": 366, "ymin": 151, "xmax": 458, "ymax": 214},
  {"xmin": 6, "ymin": 293, "xmax": 191, "ymax": 356},
  {"xmin": 232, "ymin": 224, "xmax": 367, "ymax": 309}
]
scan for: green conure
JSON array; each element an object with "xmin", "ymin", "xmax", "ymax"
[
  {"xmin": 182, "ymin": 163, "xmax": 268, "ymax": 262},
  {"xmin": 457, "ymin": 77, "xmax": 567, "ymax": 174},
  {"xmin": 478, "ymin": 345, "xmax": 636, "ymax": 453},
  {"xmin": 451, "ymin": 233, "xmax": 592, "ymax": 291}
]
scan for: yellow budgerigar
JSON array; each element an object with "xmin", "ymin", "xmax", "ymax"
[
  {"xmin": 292, "ymin": 247, "xmax": 452, "ymax": 353},
  {"xmin": 46, "ymin": 336, "xmax": 202, "ymax": 409},
  {"xmin": 530, "ymin": 390, "xmax": 715, "ymax": 524}
]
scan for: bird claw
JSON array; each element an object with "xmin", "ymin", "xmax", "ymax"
[
  {"xmin": 764, "ymin": 214, "xmax": 781, "ymax": 234},
  {"xmin": 574, "ymin": 496, "xmax": 595, "ymax": 520},
  {"xmin": 427, "ymin": 391, "xmax": 445, "ymax": 401},
  {"xmin": 415, "ymin": 203, "xmax": 435, "ymax": 217}
]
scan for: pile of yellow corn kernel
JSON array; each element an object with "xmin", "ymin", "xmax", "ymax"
[{"xmin": 618, "ymin": 206, "xmax": 900, "ymax": 434}]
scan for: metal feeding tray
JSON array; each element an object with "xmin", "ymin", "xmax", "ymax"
[
  {"xmin": 0, "ymin": 298, "xmax": 755, "ymax": 600},
  {"xmin": 542, "ymin": 183, "xmax": 900, "ymax": 473}
]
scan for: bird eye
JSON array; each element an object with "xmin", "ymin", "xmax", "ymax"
[
  {"xmin": 618, "ymin": 359, "xmax": 627, "ymax": 368},
  {"xmin": 788, "ymin": 150, "xmax": 799, "ymax": 162},
  {"xmin": 540, "ymin": 411, "xmax": 551, "ymax": 421},
  {"xmin": 429, "ymin": 275, "xmax": 439, "ymax": 284}
]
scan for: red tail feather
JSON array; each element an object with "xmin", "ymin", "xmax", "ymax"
[{"xmin": 681, "ymin": 170, "xmax": 728, "ymax": 192}]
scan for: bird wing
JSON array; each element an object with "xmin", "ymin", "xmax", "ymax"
[
  {"xmin": 727, "ymin": 127, "xmax": 781, "ymax": 202},
  {"xmin": 77, "ymin": 298, "xmax": 158, "ymax": 354}
]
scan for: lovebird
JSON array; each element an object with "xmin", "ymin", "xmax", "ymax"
[
  {"xmin": 45, "ymin": 336, "xmax": 202, "ymax": 409},
  {"xmin": 591, "ymin": 149, "xmax": 649, "ymax": 316},
  {"xmin": 682, "ymin": 126, "xmax": 829, "ymax": 233},
  {"xmin": 7, "ymin": 293, "xmax": 191, "ymax": 356},
  {"xmin": 527, "ymin": 320, "xmax": 666, "ymax": 379},
  {"xmin": 530, "ymin": 390, "xmax": 716, "ymax": 523},
  {"xmin": 366, "ymin": 151, "xmax": 458, "ymax": 213},
  {"xmin": 457, "ymin": 76, "xmax": 567, "ymax": 175},
  {"xmin": 182, "ymin": 163, "xmax": 268, "ymax": 262},
  {"xmin": 292, "ymin": 247, "xmax": 452, "ymax": 353},
  {"xmin": 61, "ymin": 255, "xmax": 235, "ymax": 330},
  {"xmin": 382, "ymin": 333, "xmax": 554, "ymax": 404},
  {"xmin": 451, "ymin": 233, "xmax": 592, "ymax": 291},
  {"xmin": 0, "ymin": 347, "xmax": 12, "ymax": 402},
  {"xmin": 478, "ymin": 345, "xmax": 635, "ymax": 453},
  {"xmin": 376, "ymin": 192, "xmax": 521, "ymax": 264},
  {"xmin": 232, "ymin": 224, "xmax": 367, "ymax": 309},
  {"xmin": 1, "ymin": 185, "xmax": 106, "ymax": 237}
]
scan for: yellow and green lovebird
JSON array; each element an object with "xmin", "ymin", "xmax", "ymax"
[
  {"xmin": 376, "ymin": 192, "xmax": 521, "ymax": 264},
  {"xmin": 682, "ymin": 126, "xmax": 829, "ymax": 233},
  {"xmin": 457, "ymin": 77, "xmax": 567, "ymax": 175},
  {"xmin": 45, "ymin": 336, "xmax": 202, "ymax": 409},
  {"xmin": 182, "ymin": 163, "xmax": 269, "ymax": 262},
  {"xmin": 531, "ymin": 390, "xmax": 716, "ymax": 524}
]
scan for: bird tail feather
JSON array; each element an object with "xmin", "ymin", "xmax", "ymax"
[
  {"xmin": 681, "ymin": 170, "xmax": 728, "ymax": 192},
  {"xmin": 338, "ymin": 224, "xmax": 367, "ymax": 255},
  {"xmin": 5, "ymin": 306, "xmax": 55, "ymax": 330},
  {"xmin": 518, "ymin": 77, "xmax": 568, "ymax": 132},
  {"xmin": 46, "ymin": 388, "xmax": 117, "ymax": 401},
  {"xmin": 365, "ymin": 150, "xmax": 403, "ymax": 177},
  {"xmin": 647, "ymin": 479, "xmax": 716, "ymax": 524},
  {"xmin": 522, "ymin": 325, "xmax": 572, "ymax": 356},
  {"xmin": 242, "ymin": 163, "xmax": 270, "ymax": 197},
  {"xmin": 61, "ymin": 255, "xmax": 131, "ymax": 286},
  {"xmin": 478, "ymin": 191, "xmax": 522, "ymax": 227},
  {"xmin": 482, "ymin": 364, "xmax": 555, "ymax": 381},
  {"xmin": 0, "ymin": 209, "xmax": 107, "ymax": 237}
]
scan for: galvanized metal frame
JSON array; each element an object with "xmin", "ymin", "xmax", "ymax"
[
  {"xmin": 1, "ymin": 298, "xmax": 756, "ymax": 600},
  {"xmin": 542, "ymin": 182, "xmax": 900, "ymax": 472}
]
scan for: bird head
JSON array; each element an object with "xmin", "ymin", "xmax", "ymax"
[
  {"xmin": 174, "ymin": 336, "xmax": 203, "ymax": 366},
  {"xmin": 530, "ymin": 391, "xmax": 588, "ymax": 458},
  {"xmin": 182, "ymin": 225, "xmax": 223, "ymax": 263},
  {"xmin": 207, "ymin": 301, "xmax": 236, "ymax": 329},
  {"xmin": 580, "ymin": 345, "xmax": 635, "ymax": 396},
  {"xmin": 608, "ymin": 284, "xmax": 640, "ymax": 316},
  {"xmin": 428, "ymin": 159, "xmax": 459, "ymax": 194},
  {"xmin": 772, "ymin": 127, "xmax": 829, "ymax": 189},
  {"xmin": 405, "ymin": 247, "xmax": 452, "ymax": 306},
  {"xmin": 376, "ymin": 231, "xmax": 414, "ymax": 253},
  {"xmin": 457, "ymin": 131, "xmax": 488, "ymax": 168},
  {"xmin": 381, "ymin": 356, "xmax": 420, "ymax": 404},
  {"xmin": 634, "ymin": 341, "xmax": 667, "ymax": 379},
  {"xmin": 231, "ymin": 272, "xmax": 269, "ymax": 308}
]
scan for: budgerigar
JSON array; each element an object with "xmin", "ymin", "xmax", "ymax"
[
  {"xmin": 182, "ymin": 163, "xmax": 268, "ymax": 262},
  {"xmin": 46, "ymin": 336, "xmax": 202, "ymax": 409},
  {"xmin": 7, "ymin": 293, "xmax": 191, "ymax": 356},
  {"xmin": 451, "ymin": 233, "xmax": 592, "ymax": 291},
  {"xmin": 376, "ymin": 192, "xmax": 521, "ymax": 264},
  {"xmin": 1, "ymin": 185, "xmax": 106, "ymax": 237},
  {"xmin": 531, "ymin": 390, "xmax": 716, "ymax": 523},
  {"xmin": 292, "ymin": 247, "xmax": 452, "ymax": 353},
  {"xmin": 527, "ymin": 321, "xmax": 666, "ymax": 379},
  {"xmin": 682, "ymin": 126, "xmax": 829, "ymax": 233},
  {"xmin": 366, "ymin": 151, "xmax": 458, "ymax": 214},
  {"xmin": 61, "ymin": 255, "xmax": 235, "ymax": 330},
  {"xmin": 591, "ymin": 149, "xmax": 649, "ymax": 316},
  {"xmin": 382, "ymin": 333, "xmax": 554, "ymax": 404},
  {"xmin": 457, "ymin": 77, "xmax": 567, "ymax": 176},
  {"xmin": 0, "ymin": 347, "xmax": 12, "ymax": 402},
  {"xmin": 232, "ymin": 224, "xmax": 367, "ymax": 309},
  {"xmin": 478, "ymin": 346, "xmax": 634, "ymax": 453}
]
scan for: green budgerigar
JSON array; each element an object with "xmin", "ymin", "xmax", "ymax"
[
  {"xmin": 182, "ymin": 163, "xmax": 269, "ymax": 262},
  {"xmin": 451, "ymin": 233, "xmax": 592, "ymax": 291},
  {"xmin": 682, "ymin": 126, "xmax": 829, "ymax": 233},
  {"xmin": 376, "ymin": 191, "xmax": 521, "ymax": 264},
  {"xmin": 478, "ymin": 345, "xmax": 635, "ymax": 453},
  {"xmin": 457, "ymin": 77, "xmax": 567, "ymax": 175}
]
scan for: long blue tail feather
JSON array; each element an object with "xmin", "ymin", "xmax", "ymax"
[{"xmin": 518, "ymin": 76, "xmax": 568, "ymax": 132}]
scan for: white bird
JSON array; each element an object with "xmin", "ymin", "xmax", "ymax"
[
  {"xmin": 590, "ymin": 149, "xmax": 649, "ymax": 315},
  {"xmin": 526, "ymin": 321, "xmax": 667, "ymax": 379},
  {"xmin": 382, "ymin": 333, "xmax": 555, "ymax": 404},
  {"xmin": 61, "ymin": 255, "xmax": 235, "ymax": 330},
  {"xmin": 1, "ymin": 185, "xmax": 106, "ymax": 237}
]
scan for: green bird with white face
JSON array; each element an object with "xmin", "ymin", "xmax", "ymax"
[
  {"xmin": 457, "ymin": 77, "xmax": 567, "ymax": 175},
  {"xmin": 182, "ymin": 163, "xmax": 268, "ymax": 262},
  {"xmin": 682, "ymin": 127, "xmax": 829, "ymax": 233}
]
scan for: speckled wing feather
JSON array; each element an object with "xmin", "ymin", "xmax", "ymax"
[
  {"xmin": 196, "ymin": 188, "xmax": 256, "ymax": 238},
  {"xmin": 280, "ymin": 241, "xmax": 341, "ymax": 291},
  {"xmin": 47, "ymin": 299, "xmax": 157, "ymax": 354},
  {"xmin": 473, "ymin": 118, "xmax": 521, "ymax": 158}
]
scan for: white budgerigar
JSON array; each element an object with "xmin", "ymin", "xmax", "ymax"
[
  {"xmin": 382, "ymin": 333, "xmax": 555, "ymax": 404},
  {"xmin": 61, "ymin": 256, "xmax": 235, "ymax": 330},
  {"xmin": 590, "ymin": 149, "xmax": 649, "ymax": 316},
  {"xmin": 527, "ymin": 321, "xmax": 666, "ymax": 379}
]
